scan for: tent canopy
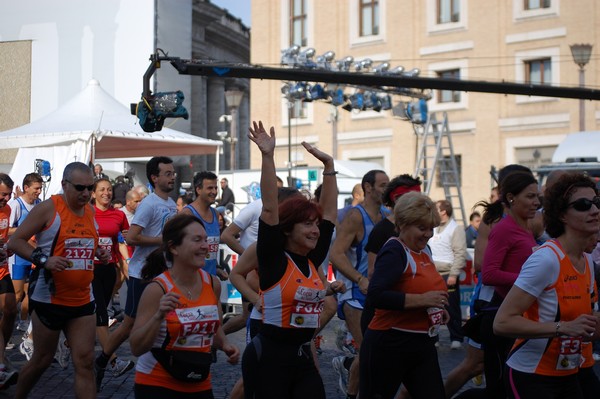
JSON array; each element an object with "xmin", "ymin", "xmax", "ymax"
[{"xmin": 0, "ymin": 79, "xmax": 221, "ymax": 194}]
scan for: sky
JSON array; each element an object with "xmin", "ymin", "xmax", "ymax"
[{"xmin": 211, "ymin": 0, "xmax": 251, "ymax": 27}]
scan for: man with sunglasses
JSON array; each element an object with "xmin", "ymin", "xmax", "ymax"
[
  {"xmin": 9, "ymin": 162, "xmax": 111, "ymax": 398},
  {"xmin": 93, "ymin": 156, "xmax": 177, "ymax": 392}
]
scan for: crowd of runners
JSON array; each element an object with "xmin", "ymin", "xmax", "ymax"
[{"xmin": 0, "ymin": 120, "xmax": 598, "ymax": 399}]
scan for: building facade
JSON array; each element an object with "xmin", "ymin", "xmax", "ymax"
[
  {"xmin": 0, "ymin": 0, "xmax": 250, "ymax": 181},
  {"xmin": 250, "ymin": 0, "xmax": 599, "ymax": 215}
]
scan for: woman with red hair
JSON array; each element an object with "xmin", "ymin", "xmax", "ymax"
[{"xmin": 241, "ymin": 121, "xmax": 344, "ymax": 399}]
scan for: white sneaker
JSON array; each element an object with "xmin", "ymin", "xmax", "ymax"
[
  {"xmin": 55, "ymin": 339, "xmax": 70, "ymax": 369},
  {"xmin": 108, "ymin": 318, "xmax": 117, "ymax": 328},
  {"xmin": 331, "ymin": 356, "xmax": 349, "ymax": 395},
  {"xmin": 450, "ymin": 340, "xmax": 463, "ymax": 350},
  {"xmin": 593, "ymin": 352, "xmax": 600, "ymax": 362},
  {"xmin": 109, "ymin": 357, "xmax": 134, "ymax": 377},
  {"xmin": 19, "ymin": 338, "xmax": 33, "ymax": 361},
  {"xmin": 0, "ymin": 368, "xmax": 17, "ymax": 389},
  {"xmin": 16, "ymin": 321, "xmax": 29, "ymax": 332}
]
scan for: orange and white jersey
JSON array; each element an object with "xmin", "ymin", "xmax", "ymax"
[
  {"xmin": 135, "ymin": 269, "xmax": 220, "ymax": 393},
  {"xmin": 32, "ymin": 195, "xmax": 98, "ymax": 306},
  {"xmin": 369, "ymin": 240, "xmax": 447, "ymax": 333},
  {"xmin": 507, "ymin": 239, "xmax": 594, "ymax": 376},
  {"xmin": 0, "ymin": 206, "xmax": 10, "ymax": 280},
  {"xmin": 262, "ymin": 254, "xmax": 326, "ymax": 330}
]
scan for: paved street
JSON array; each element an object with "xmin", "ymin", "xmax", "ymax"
[{"xmin": 0, "ymin": 316, "xmax": 488, "ymax": 398}]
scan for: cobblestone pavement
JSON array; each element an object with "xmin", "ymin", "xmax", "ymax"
[{"xmin": 2, "ymin": 317, "xmax": 599, "ymax": 398}]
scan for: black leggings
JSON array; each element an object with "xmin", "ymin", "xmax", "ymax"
[
  {"xmin": 480, "ymin": 309, "xmax": 514, "ymax": 399},
  {"xmin": 134, "ymin": 384, "xmax": 214, "ymax": 399},
  {"xmin": 359, "ymin": 329, "xmax": 445, "ymax": 399},
  {"xmin": 241, "ymin": 334, "xmax": 325, "ymax": 399},
  {"xmin": 92, "ymin": 263, "xmax": 117, "ymax": 326},
  {"xmin": 506, "ymin": 367, "xmax": 582, "ymax": 399}
]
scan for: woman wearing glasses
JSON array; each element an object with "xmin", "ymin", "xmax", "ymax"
[{"xmin": 494, "ymin": 173, "xmax": 600, "ymax": 399}]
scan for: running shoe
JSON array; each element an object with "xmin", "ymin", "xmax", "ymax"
[
  {"xmin": 16, "ymin": 320, "xmax": 29, "ymax": 332},
  {"xmin": 593, "ymin": 353, "xmax": 600, "ymax": 362},
  {"xmin": 19, "ymin": 338, "xmax": 33, "ymax": 361},
  {"xmin": 331, "ymin": 355, "xmax": 348, "ymax": 395},
  {"xmin": 0, "ymin": 368, "xmax": 18, "ymax": 390},
  {"xmin": 314, "ymin": 334, "xmax": 324, "ymax": 355},
  {"xmin": 109, "ymin": 357, "xmax": 135, "ymax": 377},
  {"xmin": 55, "ymin": 339, "xmax": 70, "ymax": 369},
  {"xmin": 450, "ymin": 340, "xmax": 463, "ymax": 350},
  {"xmin": 108, "ymin": 318, "xmax": 118, "ymax": 328}
]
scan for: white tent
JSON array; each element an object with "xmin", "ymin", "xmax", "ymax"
[{"xmin": 0, "ymin": 79, "xmax": 221, "ymax": 194}]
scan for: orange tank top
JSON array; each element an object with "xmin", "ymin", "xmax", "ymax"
[
  {"xmin": 369, "ymin": 239, "xmax": 447, "ymax": 333},
  {"xmin": 510, "ymin": 240, "xmax": 593, "ymax": 376},
  {"xmin": 135, "ymin": 269, "xmax": 220, "ymax": 392},
  {"xmin": 33, "ymin": 195, "xmax": 98, "ymax": 306},
  {"xmin": 262, "ymin": 254, "xmax": 326, "ymax": 329}
]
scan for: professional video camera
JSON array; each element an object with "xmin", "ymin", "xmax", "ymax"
[{"xmin": 131, "ymin": 91, "xmax": 189, "ymax": 132}]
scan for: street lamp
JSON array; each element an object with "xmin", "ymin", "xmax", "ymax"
[
  {"xmin": 224, "ymin": 89, "xmax": 244, "ymax": 171},
  {"xmin": 570, "ymin": 43, "xmax": 593, "ymax": 131}
]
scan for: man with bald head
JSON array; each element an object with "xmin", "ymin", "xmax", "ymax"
[
  {"xmin": 120, "ymin": 189, "xmax": 142, "ymax": 225},
  {"xmin": 10, "ymin": 162, "xmax": 110, "ymax": 398}
]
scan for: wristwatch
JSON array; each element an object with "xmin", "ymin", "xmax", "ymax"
[{"xmin": 31, "ymin": 247, "xmax": 49, "ymax": 269}]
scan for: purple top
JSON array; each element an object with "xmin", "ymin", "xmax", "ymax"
[{"xmin": 481, "ymin": 214, "xmax": 537, "ymax": 299}]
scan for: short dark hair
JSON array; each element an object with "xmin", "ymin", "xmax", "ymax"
[
  {"xmin": 142, "ymin": 214, "xmax": 205, "ymax": 280},
  {"xmin": 146, "ymin": 156, "xmax": 173, "ymax": 188},
  {"xmin": 382, "ymin": 174, "xmax": 421, "ymax": 208},
  {"xmin": 23, "ymin": 173, "xmax": 43, "ymax": 188},
  {"xmin": 544, "ymin": 173, "xmax": 597, "ymax": 238},
  {"xmin": 0, "ymin": 173, "xmax": 14, "ymax": 189},
  {"xmin": 63, "ymin": 162, "xmax": 93, "ymax": 181},
  {"xmin": 469, "ymin": 211, "xmax": 481, "ymax": 221},
  {"xmin": 361, "ymin": 169, "xmax": 386, "ymax": 193},
  {"xmin": 437, "ymin": 199, "xmax": 453, "ymax": 217},
  {"xmin": 193, "ymin": 171, "xmax": 218, "ymax": 189}
]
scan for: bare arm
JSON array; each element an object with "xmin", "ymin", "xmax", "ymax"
[
  {"xmin": 229, "ymin": 243, "xmax": 261, "ymax": 306},
  {"xmin": 473, "ymin": 221, "xmax": 491, "ymax": 273},
  {"xmin": 330, "ymin": 209, "xmax": 368, "ymax": 293},
  {"xmin": 125, "ymin": 224, "xmax": 162, "ymax": 247},
  {"xmin": 494, "ymin": 285, "xmax": 597, "ymax": 339},
  {"xmin": 248, "ymin": 121, "xmax": 278, "ymax": 226},
  {"xmin": 220, "ymin": 223, "xmax": 245, "ymax": 255},
  {"xmin": 302, "ymin": 142, "xmax": 337, "ymax": 223},
  {"xmin": 211, "ymin": 275, "xmax": 240, "ymax": 364},
  {"xmin": 130, "ymin": 283, "xmax": 179, "ymax": 356}
]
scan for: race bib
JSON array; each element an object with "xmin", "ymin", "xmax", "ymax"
[
  {"xmin": 556, "ymin": 336, "xmax": 582, "ymax": 371},
  {"xmin": 206, "ymin": 236, "xmax": 219, "ymax": 261},
  {"xmin": 98, "ymin": 237, "xmax": 112, "ymax": 255},
  {"xmin": 172, "ymin": 305, "xmax": 220, "ymax": 348},
  {"xmin": 63, "ymin": 238, "xmax": 95, "ymax": 271},
  {"xmin": 290, "ymin": 286, "xmax": 326, "ymax": 328}
]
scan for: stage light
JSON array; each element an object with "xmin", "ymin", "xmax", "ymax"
[
  {"xmin": 354, "ymin": 58, "xmax": 373, "ymax": 72},
  {"xmin": 281, "ymin": 45, "xmax": 301, "ymax": 66},
  {"xmin": 316, "ymin": 51, "xmax": 336, "ymax": 70},
  {"xmin": 388, "ymin": 66, "xmax": 405, "ymax": 75},
  {"xmin": 335, "ymin": 56, "xmax": 354, "ymax": 72},
  {"xmin": 373, "ymin": 62, "xmax": 390, "ymax": 74},
  {"xmin": 297, "ymin": 47, "xmax": 317, "ymax": 68},
  {"xmin": 403, "ymin": 68, "xmax": 421, "ymax": 77}
]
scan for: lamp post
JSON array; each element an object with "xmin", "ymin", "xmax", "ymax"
[
  {"xmin": 224, "ymin": 89, "xmax": 244, "ymax": 171},
  {"xmin": 570, "ymin": 44, "xmax": 593, "ymax": 131}
]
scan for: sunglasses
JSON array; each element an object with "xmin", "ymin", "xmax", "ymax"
[
  {"xmin": 66, "ymin": 180, "xmax": 94, "ymax": 192},
  {"xmin": 567, "ymin": 196, "xmax": 600, "ymax": 212}
]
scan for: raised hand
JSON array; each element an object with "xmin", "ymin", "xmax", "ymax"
[
  {"xmin": 301, "ymin": 141, "xmax": 334, "ymax": 166},
  {"xmin": 248, "ymin": 121, "xmax": 275, "ymax": 155}
]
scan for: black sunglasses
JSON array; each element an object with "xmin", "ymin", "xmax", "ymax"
[
  {"xmin": 66, "ymin": 180, "xmax": 94, "ymax": 192},
  {"xmin": 567, "ymin": 196, "xmax": 600, "ymax": 212}
]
